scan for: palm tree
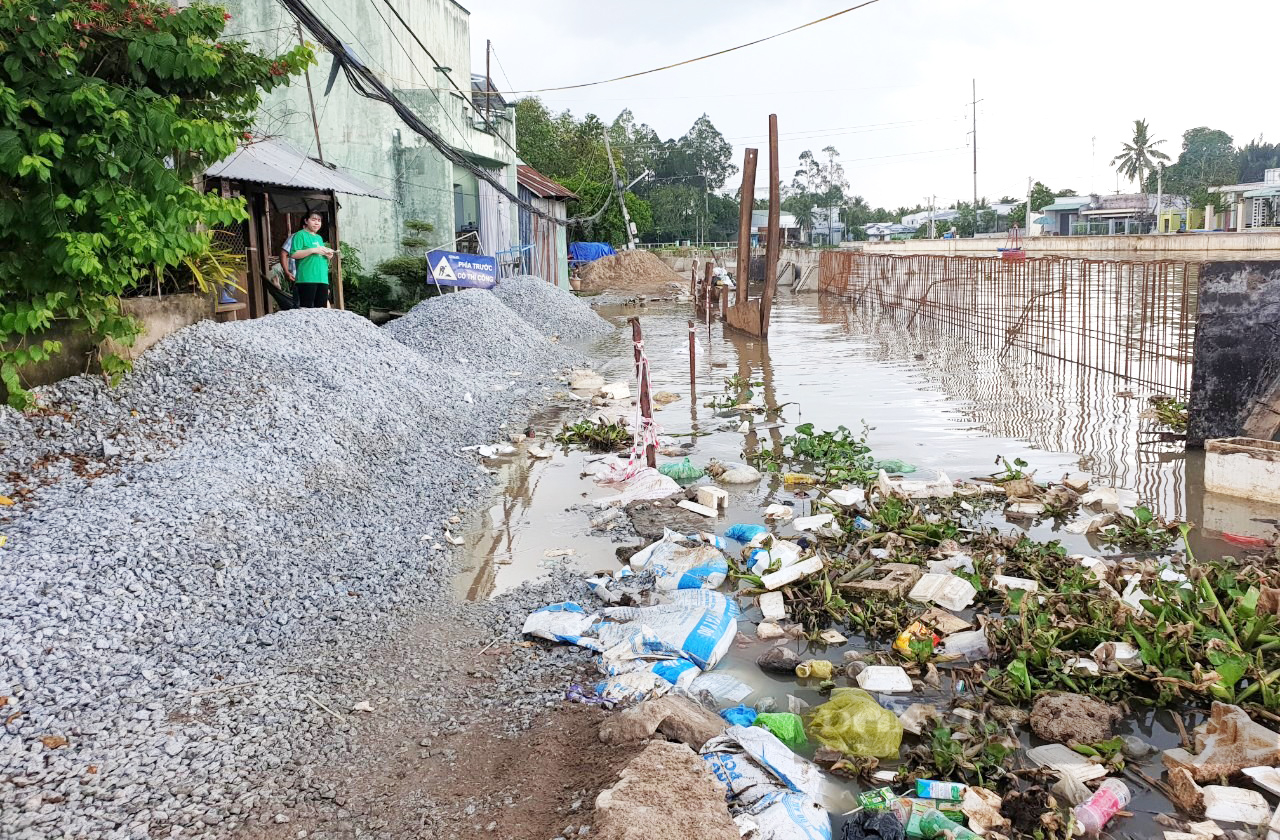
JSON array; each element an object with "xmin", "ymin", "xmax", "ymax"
[{"xmin": 1112, "ymin": 119, "xmax": 1171, "ymax": 192}]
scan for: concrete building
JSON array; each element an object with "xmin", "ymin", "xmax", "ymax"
[
  {"xmin": 749, "ymin": 211, "xmax": 803, "ymax": 245},
  {"xmin": 1208, "ymin": 169, "xmax": 1280, "ymax": 231},
  {"xmin": 808, "ymin": 207, "xmax": 846, "ymax": 246},
  {"xmin": 863, "ymin": 222, "xmax": 919, "ymax": 242},
  {"xmin": 220, "ymin": 0, "xmax": 519, "ymax": 267},
  {"xmin": 1037, "ymin": 193, "xmax": 1191, "ymax": 236},
  {"xmin": 1036, "ymin": 195, "xmax": 1093, "ymax": 236}
]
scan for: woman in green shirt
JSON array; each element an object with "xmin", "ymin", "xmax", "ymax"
[{"xmin": 290, "ymin": 212, "xmax": 336, "ymax": 308}]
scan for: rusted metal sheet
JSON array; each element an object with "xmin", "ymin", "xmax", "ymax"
[{"xmin": 517, "ymin": 165, "xmax": 578, "ymax": 200}]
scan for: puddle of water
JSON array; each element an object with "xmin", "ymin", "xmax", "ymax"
[{"xmin": 452, "ymin": 294, "xmax": 1280, "ymax": 834}]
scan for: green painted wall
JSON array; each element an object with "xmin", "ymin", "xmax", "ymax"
[{"xmin": 220, "ymin": 0, "xmax": 517, "ymax": 268}]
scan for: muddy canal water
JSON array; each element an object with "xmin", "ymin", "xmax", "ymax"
[{"xmin": 453, "ymin": 294, "xmax": 1278, "ymax": 833}]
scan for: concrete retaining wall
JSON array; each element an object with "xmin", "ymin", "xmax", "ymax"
[
  {"xmin": 5, "ymin": 292, "xmax": 212, "ymax": 398},
  {"xmin": 654, "ymin": 247, "xmax": 823, "ymax": 290},
  {"xmin": 861, "ymin": 231, "xmax": 1280, "ymax": 257}
]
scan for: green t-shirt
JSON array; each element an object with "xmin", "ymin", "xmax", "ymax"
[{"xmin": 290, "ymin": 230, "xmax": 329, "ymax": 285}]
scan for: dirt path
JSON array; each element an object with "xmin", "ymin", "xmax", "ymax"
[{"xmin": 234, "ymin": 612, "xmax": 644, "ymax": 840}]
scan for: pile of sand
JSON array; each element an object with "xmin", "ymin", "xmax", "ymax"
[{"xmin": 576, "ymin": 250, "xmax": 687, "ymax": 294}]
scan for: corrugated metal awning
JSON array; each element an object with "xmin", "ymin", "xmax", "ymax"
[
  {"xmin": 205, "ymin": 136, "xmax": 390, "ymax": 200},
  {"xmin": 517, "ymin": 165, "xmax": 577, "ymax": 200},
  {"xmin": 1244, "ymin": 187, "xmax": 1280, "ymax": 198},
  {"xmin": 1039, "ymin": 200, "xmax": 1090, "ymax": 212}
]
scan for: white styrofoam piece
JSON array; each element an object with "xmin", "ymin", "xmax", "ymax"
[
  {"xmin": 992, "ymin": 575, "xmax": 1040, "ymax": 593},
  {"xmin": 761, "ymin": 556, "xmax": 824, "ymax": 590},
  {"xmin": 792, "ymin": 513, "xmax": 835, "ymax": 532},
  {"xmin": 758, "ymin": 591, "xmax": 787, "ymax": 621},
  {"xmin": 855, "ymin": 665, "xmax": 914, "ymax": 693},
  {"xmin": 696, "ymin": 485, "xmax": 729, "ymax": 511},
  {"xmin": 677, "ymin": 499, "xmax": 718, "ymax": 518},
  {"xmin": 1203, "ymin": 785, "xmax": 1271, "ymax": 825},
  {"xmin": 1026, "ymin": 743, "xmax": 1108, "ymax": 781},
  {"xmin": 908, "ymin": 573, "xmax": 977, "ymax": 611},
  {"xmin": 1244, "ymin": 766, "xmax": 1280, "ymax": 797},
  {"xmin": 1205, "ymin": 438, "xmax": 1280, "ymax": 505}
]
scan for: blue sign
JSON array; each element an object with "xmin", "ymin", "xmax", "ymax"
[{"xmin": 427, "ymin": 250, "xmax": 497, "ymax": 289}]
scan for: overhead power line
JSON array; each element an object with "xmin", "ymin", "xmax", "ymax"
[
  {"xmin": 277, "ymin": 0, "xmax": 607, "ymax": 228},
  {"xmin": 500, "ymin": 0, "xmax": 885, "ymax": 95}
]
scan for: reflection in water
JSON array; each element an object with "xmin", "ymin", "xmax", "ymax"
[
  {"xmin": 814, "ymin": 296, "xmax": 1188, "ymax": 517},
  {"xmin": 820, "ymin": 254, "xmax": 1200, "ymax": 397}
]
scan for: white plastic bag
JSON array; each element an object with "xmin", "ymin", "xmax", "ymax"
[{"xmin": 593, "ymin": 466, "xmax": 682, "ymax": 508}]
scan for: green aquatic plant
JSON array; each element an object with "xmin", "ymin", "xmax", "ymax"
[{"xmin": 553, "ymin": 418, "xmax": 630, "ymax": 451}]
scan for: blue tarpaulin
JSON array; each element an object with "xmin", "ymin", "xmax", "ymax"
[{"xmin": 569, "ymin": 242, "xmax": 617, "ymax": 263}]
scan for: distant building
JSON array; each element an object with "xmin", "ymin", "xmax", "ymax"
[
  {"xmin": 808, "ymin": 207, "xmax": 847, "ymax": 245},
  {"xmin": 901, "ymin": 208, "xmax": 959, "ymax": 228},
  {"xmin": 1208, "ymin": 169, "xmax": 1280, "ymax": 231},
  {"xmin": 749, "ymin": 211, "xmax": 803, "ymax": 245},
  {"xmin": 863, "ymin": 222, "xmax": 920, "ymax": 242}
]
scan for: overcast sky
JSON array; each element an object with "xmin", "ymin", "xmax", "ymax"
[{"xmin": 467, "ymin": 0, "xmax": 1268, "ymax": 209}]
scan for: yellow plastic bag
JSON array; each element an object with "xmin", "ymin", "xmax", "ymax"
[{"xmin": 806, "ymin": 688, "xmax": 903, "ymax": 758}]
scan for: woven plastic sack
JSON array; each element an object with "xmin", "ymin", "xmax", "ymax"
[
  {"xmin": 806, "ymin": 688, "xmax": 902, "ymax": 758},
  {"xmin": 657, "ymin": 457, "xmax": 705, "ymax": 483},
  {"xmin": 873, "ymin": 459, "xmax": 917, "ymax": 474},
  {"xmin": 754, "ymin": 712, "xmax": 808, "ymax": 751}
]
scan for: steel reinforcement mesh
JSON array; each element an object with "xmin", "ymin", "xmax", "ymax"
[{"xmin": 819, "ymin": 252, "xmax": 1199, "ymax": 397}]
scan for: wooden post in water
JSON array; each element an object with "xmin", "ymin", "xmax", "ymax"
[
  {"xmin": 760, "ymin": 114, "xmax": 781, "ymax": 336},
  {"xmin": 688, "ymin": 319, "xmax": 697, "ymax": 401},
  {"xmin": 704, "ymin": 261, "xmax": 714, "ymax": 316},
  {"xmin": 628, "ymin": 317, "xmax": 656, "ymax": 468},
  {"xmin": 735, "ymin": 148, "xmax": 758, "ymax": 307}
]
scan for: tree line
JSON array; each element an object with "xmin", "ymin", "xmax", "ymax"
[{"xmin": 515, "ymin": 99, "xmax": 741, "ymax": 246}]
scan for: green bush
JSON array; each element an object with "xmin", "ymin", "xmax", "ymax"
[{"xmin": 0, "ymin": 0, "xmax": 309, "ymax": 407}]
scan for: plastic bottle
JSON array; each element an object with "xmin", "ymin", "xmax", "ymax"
[
  {"xmin": 1072, "ymin": 778, "xmax": 1131, "ymax": 836},
  {"xmin": 918, "ymin": 809, "xmax": 980, "ymax": 839}
]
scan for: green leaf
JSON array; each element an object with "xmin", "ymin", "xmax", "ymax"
[{"xmin": 1134, "ymin": 506, "xmax": 1154, "ymax": 525}]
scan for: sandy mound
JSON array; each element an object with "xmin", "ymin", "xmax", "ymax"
[{"xmin": 576, "ymin": 250, "xmax": 686, "ymax": 294}]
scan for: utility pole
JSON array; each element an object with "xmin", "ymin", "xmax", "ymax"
[
  {"xmin": 702, "ymin": 173, "xmax": 708, "ymax": 247},
  {"xmin": 970, "ymin": 78, "xmax": 979, "ymax": 238},
  {"xmin": 928, "ymin": 195, "xmax": 936, "ymax": 239},
  {"xmin": 485, "ymin": 39, "xmax": 492, "ymax": 127},
  {"xmin": 602, "ymin": 129, "xmax": 635, "ymax": 250},
  {"xmin": 1025, "ymin": 177, "xmax": 1033, "ymax": 238},
  {"xmin": 1155, "ymin": 164, "xmax": 1164, "ymax": 233}
]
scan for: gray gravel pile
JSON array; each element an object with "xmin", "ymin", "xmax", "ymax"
[
  {"xmin": 0, "ymin": 306, "xmax": 595, "ymax": 839},
  {"xmin": 491, "ymin": 275, "xmax": 614, "ymax": 339},
  {"xmin": 384, "ymin": 288, "xmax": 581, "ymax": 378}
]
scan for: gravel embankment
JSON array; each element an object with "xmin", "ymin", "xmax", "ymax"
[
  {"xmin": 384, "ymin": 289, "xmax": 581, "ymax": 377},
  {"xmin": 0, "ymin": 302, "xmax": 614, "ymax": 839},
  {"xmin": 491, "ymin": 275, "xmax": 614, "ymax": 338}
]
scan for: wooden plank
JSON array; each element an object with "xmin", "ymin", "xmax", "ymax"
[
  {"xmin": 759, "ymin": 114, "xmax": 780, "ymax": 336},
  {"xmin": 735, "ymin": 148, "xmax": 758, "ymax": 306}
]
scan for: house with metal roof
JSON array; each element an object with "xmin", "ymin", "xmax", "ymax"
[
  {"xmin": 515, "ymin": 165, "xmax": 577, "ymax": 288},
  {"xmin": 1208, "ymin": 169, "xmax": 1280, "ymax": 231},
  {"xmin": 203, "ymin": 136, "xmax": 389, "ymax": 319},
  {"xmin": 219, "ymin": 0, "xmax": 519, "ymax": 272}
]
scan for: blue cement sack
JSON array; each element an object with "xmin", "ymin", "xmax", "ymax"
[
  {"xmin": 628, "ymin": 528, "xmax": 728, "ymax": 591},
  {"xmin": 701, "ymin": 725, "xmax": 831, "ymax": 840}
]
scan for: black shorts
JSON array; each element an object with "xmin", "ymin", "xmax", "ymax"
[{"xmin": 297, "ymin": 283, "xmax": 329, "ymax": 308}]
